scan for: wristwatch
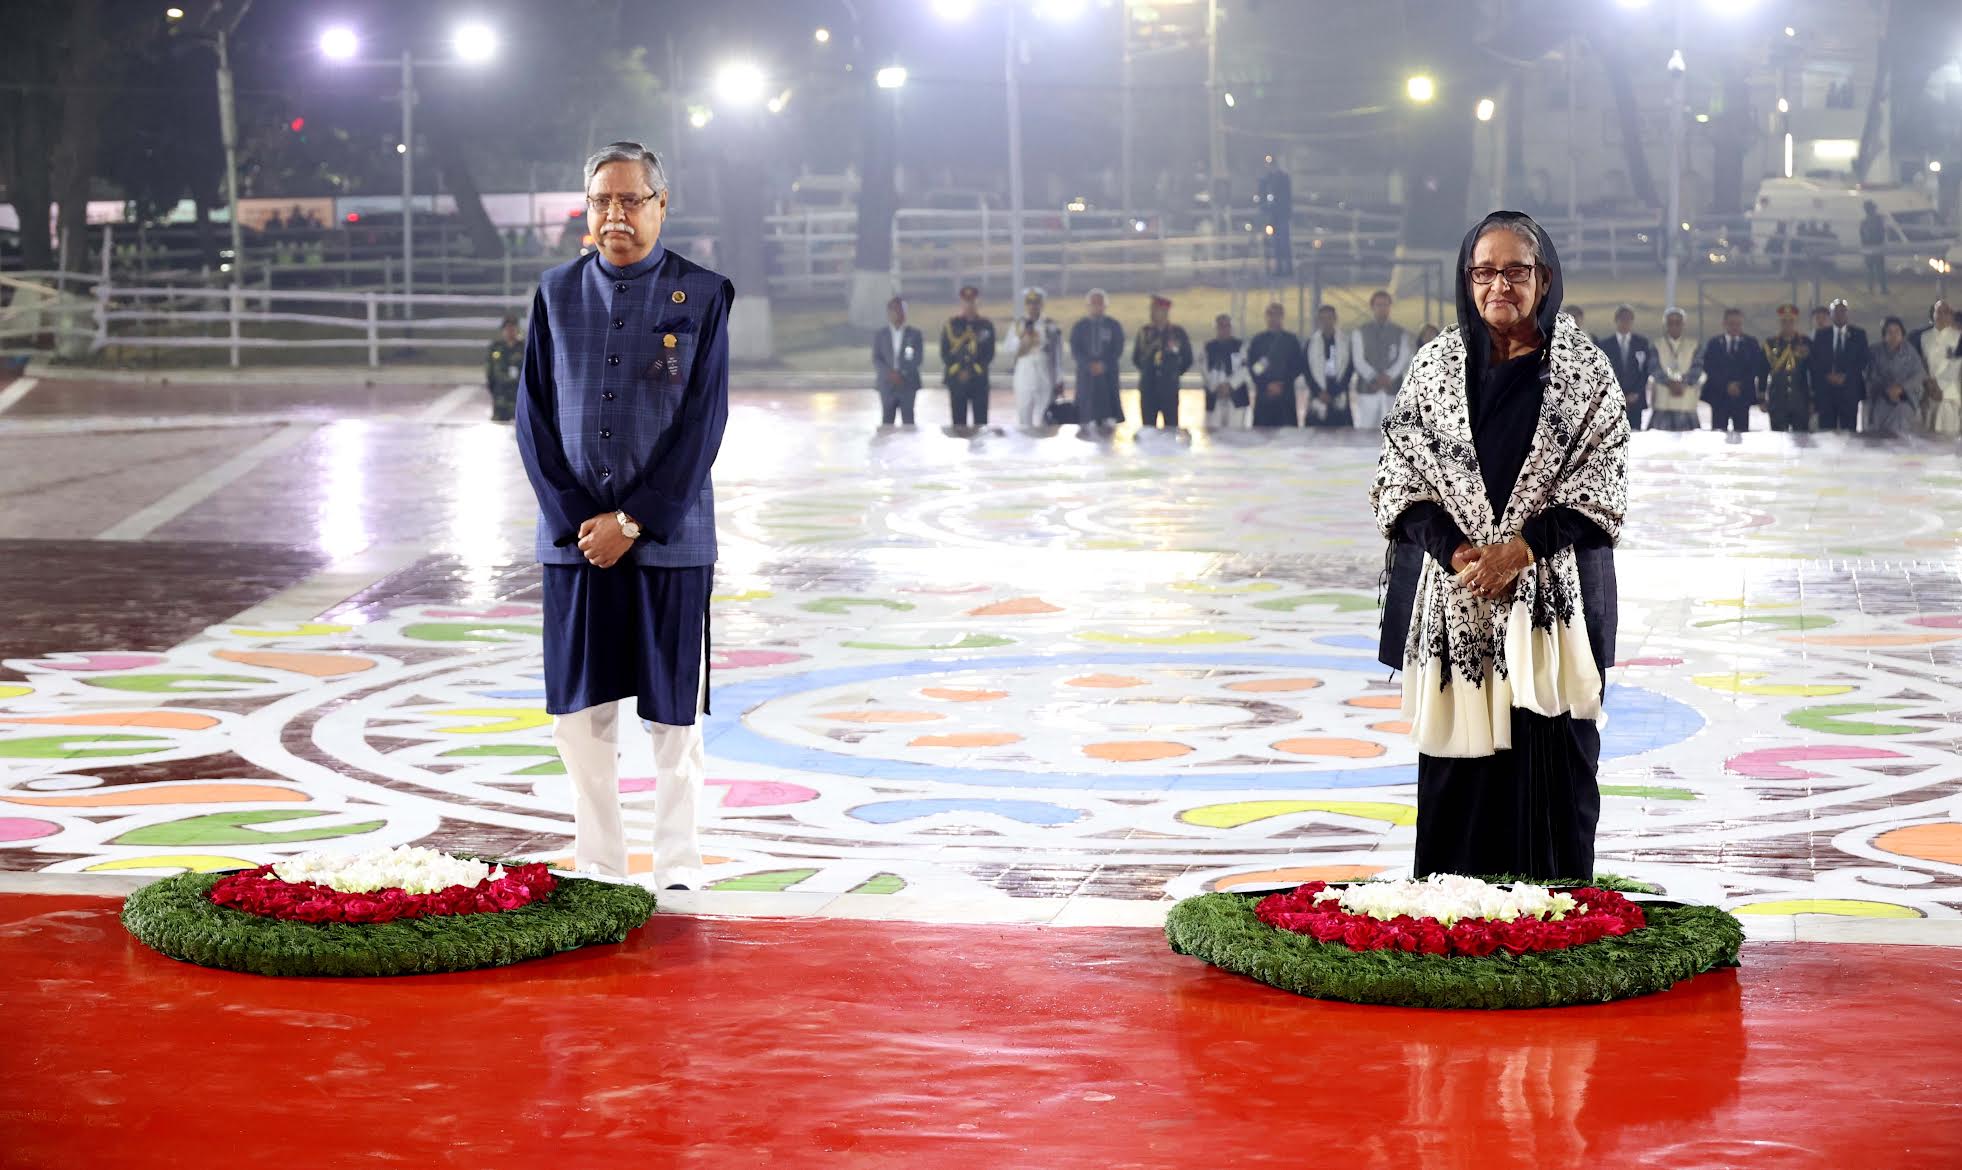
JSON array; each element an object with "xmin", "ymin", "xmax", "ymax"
[{"xmin": 615, "ymin": 510, "xmax": 642, "ymax": 540}]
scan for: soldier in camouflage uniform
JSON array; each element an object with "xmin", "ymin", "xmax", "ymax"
[{"xmin": 486, "ymin": 314, "xmax": 523, "ymax": 422}]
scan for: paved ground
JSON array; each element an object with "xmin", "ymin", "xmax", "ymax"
[{"xmin": 3, "ymin": 370, "xmax": 1961, "ymax": 939}]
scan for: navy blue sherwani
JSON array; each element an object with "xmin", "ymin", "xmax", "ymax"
[{"xmin": 516, "ymin": 243, "xmax": 732, "ymax": 725}]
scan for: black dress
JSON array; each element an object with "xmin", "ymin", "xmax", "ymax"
[{"xmin": 1392, "ymin": 348, "xmax": 1608, "ymax": 881}]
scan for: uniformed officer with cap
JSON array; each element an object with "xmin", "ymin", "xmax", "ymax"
[
  {"xmin": 1132, "ymin": 293, "xmax": 1193, "ymax": 433},
  {"xmin": 939, "ymin": 283, "xmax": 996, "ymax": 435}
]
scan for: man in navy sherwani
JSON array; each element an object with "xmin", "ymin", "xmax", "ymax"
[{"xmin": 516, "ymin": 141, "xmax": 731, "ymax": 891}]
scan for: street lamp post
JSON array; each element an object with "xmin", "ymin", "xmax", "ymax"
[
  {"xmin": 215, "ymin": 24, "xmax": 245, "ymax": 366},
  {"xmin": 321, "ymin": 24, "xmax": 495, "ymax": 318},
  {"xmin": 400, "ymin": 49, "xmax": 415, "ymax": 317},
  {"xmin": 1664, "ymin": 36, "xmax": 1687, "ymax": 308},
  {"xmin": 1005, "ymin": 3, "xmax": 1026, "ymax": 298}
]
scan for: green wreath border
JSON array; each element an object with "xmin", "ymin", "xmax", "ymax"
[
  {"xmin": 1165, "ymin": 878, "xmax": 1743, "ymax": 1009},
  {"xmin": 122, "ymin": 871, "xmax": 658, "ymax": 978}
]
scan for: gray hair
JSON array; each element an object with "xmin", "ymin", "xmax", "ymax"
[
  {"xmin": 1471, "ymin": 219, "xmax": 1540, "ymax": 267},
  {"xmin": 583, "ymin": 141, "xmax": 669, "ymax": 196}
]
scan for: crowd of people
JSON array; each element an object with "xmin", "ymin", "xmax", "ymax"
[
  {"xmin": 1592, "ymin": 297, "xmax": 1959, "ymax": 437},
  {"xmin": 870, "ymin": 285, "xmax": 1444, "ymax": 438},
  {"xmin": 861, "ymin": 288, "xmax": 1960, "ymax": 440}
]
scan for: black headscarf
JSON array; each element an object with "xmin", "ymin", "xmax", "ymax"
[{"xmin": 1454, "ymin": 211, "xmax": 1565, "ymax": 386}]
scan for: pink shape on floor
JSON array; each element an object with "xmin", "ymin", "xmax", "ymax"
[
  {"xmin": 713, "ymin": 649, "xmax": 807, "ymax": 669},
  {"xmin": 0, "ymin": 818, "xmax": 61, "ymax": 842},
  {"xmin": 619, "ymin": 778, "xmax": 820, "ymax": 808},
  {"xmin": 1616, "ymin": 657, "xmax": 1685, "ymax": 667},
  {"xmin": 21, "ymin": 652, "xmax": 167, "ymax": 672},
  {"xmin": 1725, "ymin": 745, "xmax": 1907, "ymax": 781},
  {"xmin": 1907, "ymin": 615, "xmax": 1962, "ymax": 629}
]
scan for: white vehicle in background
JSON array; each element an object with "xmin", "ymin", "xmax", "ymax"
[{"xmin": 1746, "ymin": 177, "xmax": 1952, "ymax": 273}]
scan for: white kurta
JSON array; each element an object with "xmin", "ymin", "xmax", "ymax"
[
  {"xmin": 1649, "ymin": 334, "xmax": 1704, "ymax": 416},
  {"xmin": 1922, "ymin": 326, "xmax": 1960, "ymax": 436},
  {"xmin": 1011, "ymin": 315, "xmax": 1062, "ymax": 427}
]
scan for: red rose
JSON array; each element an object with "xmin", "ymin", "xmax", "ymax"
[
  {"xmin": 1413, "ymin": 921, "xmax": 1449, "ymax": 956},
  {"xmin": 1498, "ymin": 919, "xmax": 1542, "ymax": 954},
  {"xmin": 1447, "ymin": 921, "xmax": 1498, "ymax": 957},
  {"xmin": 1307, "ymin": 916, "xmax": 1348, "ymax": 944},
  {"xmin": 1343, "ymin": 920, "xmax": 1385, "ymax": 950}
]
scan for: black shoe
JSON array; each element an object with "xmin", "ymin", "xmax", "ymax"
[{"xmin": 664, "ymin": 882, "xmax": 691, "ymax": 892}]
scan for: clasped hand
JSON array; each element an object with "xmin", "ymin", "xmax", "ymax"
[
  {"xmin": 1452, "ymin": 537, "xmax": 1532, "ymax": 600},
  {"xmin": 577, "ymin": 512, "xmax": 635, "ymax": 569}
]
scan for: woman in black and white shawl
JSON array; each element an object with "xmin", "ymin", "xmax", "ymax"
[{"xmin": 1370, "ymin": 211, "xmax": 1629, "ymax": 881}]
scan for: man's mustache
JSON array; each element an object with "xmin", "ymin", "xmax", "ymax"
[{"xmin": 602, "ymin": 225, "xmax": 636, "ymax": 236}]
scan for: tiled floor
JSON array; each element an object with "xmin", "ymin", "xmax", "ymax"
[{"xmin": 4, "ymin": 376, "xmax": 1961, "ymax": 934}]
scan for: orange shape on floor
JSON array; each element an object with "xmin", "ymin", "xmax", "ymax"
[
  {"xmin": 1271, "ymin": 737, "xmax": 1386, "ymax": 759},
  {"xmin": 1066, "ymin": 674, "xmax": 1148, "ymax": 689},
  {"xmin": 213, "ymin": 649, "xmax": 377, "ymax": 677},
  {"xmin": 1873, "ymin": 822, "xmax": 1962, "ymax": 866},
  {"xmin": 1213, "ymin": 864, "xmax": 1388, "ymax": 891},
  {"xmin": 1345, "ymin": 694, "xmax": 1403, "ymax": 709},
  {"xmin": 818, "ymin": 710, "xmax": 945, "ymax": 724},
  {"xmin": 910, "ymin": 732, "xmax": 1024, "ymax": 748},
  {"xmin": 0, "ymin": 711, "xmax": 220, "ymax": 731},
  {"xmin": 2, "ymin": 782, "xmax": 309, "ymax": 808},
  {"xmin": 1224, "ymin": 678, "xmax": 1322, "ymax": 693},
  {"xmin": 921, "ymin": 688, "xmax": 1010, "ymax": 702},
  {"xmin": 967, "ymin": 598, "xmax": 1063, "ymax": 616},
  {"xmin": 1084, "ymin": 741, "xmax": 1193, "ymax": 762}
]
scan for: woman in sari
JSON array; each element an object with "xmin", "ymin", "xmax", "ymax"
[{"xmin": 1371, "ymin": 211, "xmax": 1629, "ymax": 880}]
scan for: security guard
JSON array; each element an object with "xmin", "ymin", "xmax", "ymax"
[
  {"xmin": 939, "ymin": 283, "xmax": 996, "ymax": 434},
  {"xmin": 486, "ymin": 314, "xmax": 523, "ymax": 422}
]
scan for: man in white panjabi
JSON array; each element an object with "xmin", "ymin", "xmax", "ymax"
[
  {"xmin": 1010, "ymin": 286, "xmax": 1064, "ymax": 429},
  {"xmin": 1350, "ymin": 289, "xmax": 1411, "ymax": 432},
  {"xmin": 1918, "ymin": 299, "xmax": 1959, "ymax": 436},
  {"xmin": 1647, "ymin": 308, "xmax": 1703, "ymax": 431}
]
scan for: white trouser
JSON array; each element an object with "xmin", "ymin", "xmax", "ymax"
[
  {"xmin": 1207, "ymin": 394, "xmax": 1246, "ymax": 429},
  {"xmin": 1352, "ymin": 389, "xmax": 1390, "ymax": 432},
  {"xmin": 1014, "ymin": 373, "xmax": 1049, "ymax": 428},
  {"xmin": 551, "ymin": 643, "xmax": 708, "ymax": 887}
]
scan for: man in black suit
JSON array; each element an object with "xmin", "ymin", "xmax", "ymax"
[
  {"xmin": 1810, "ymin": 298, "xmax": 1870, "ymax": 432},
  {"xmin": 1859, "ymin": 200, "xmax": 1889, "ymax": 295},
  {"xmin": 1597, "ymin": 304, "xmax": 1653, "ymax": 430},
  {"xmin": 1700, "ymin": 307, "xmax": 1768, "ymax": 433},
  {"xmin": 872, "ymin": 295, "xmax": 925, "ymax": 428}
]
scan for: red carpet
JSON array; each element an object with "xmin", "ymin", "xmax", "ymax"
[{"xmin": 1, "ymin": 895, "xmax": 1957, "ymax": 1169}]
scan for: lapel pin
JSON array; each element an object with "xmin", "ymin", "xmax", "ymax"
[
  {"xmin": 663, "ymin": 333, "xmax": 678, "ymax": 348},
  {"xmin": 671, "ymin": 290, "xmax": 686, "ymax": 304}
]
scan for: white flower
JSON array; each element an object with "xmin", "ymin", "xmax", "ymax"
[
  {"xmin": 272, "ymin": 846, "xmax": 494, "ymax": 894},
  {"xmin": 1317, "ymin": 874, "xmax": 1585, "ymax": 927}
]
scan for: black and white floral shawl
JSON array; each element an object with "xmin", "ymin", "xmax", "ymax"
[{"xmin": 1369, "ymin": 313, "xmax": 1629, "ymax": 757}]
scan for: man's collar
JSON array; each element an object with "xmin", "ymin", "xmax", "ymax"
[{"xmin": 596, "ymin": 242, "xmax": 667, "ymax": 280}]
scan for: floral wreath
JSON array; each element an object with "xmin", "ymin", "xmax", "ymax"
[
  {"xmin": 1253, "ymin": 875, "xmax": 1646, "ymax": 958},
  {"xmin": 208, "ymin": 847, "xmax": 557, "ymax": 924},
  {"xmin": 1167, "ymin": 873, "xmax": 1743, "ymax": 1010},
  {"xmin": 122, "ymin": 847, "xmax": 655, "ymax": 978}
]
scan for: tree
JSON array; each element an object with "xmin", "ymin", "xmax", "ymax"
[{"xmin": 1, "ymin": 1, "xmax": 70, "ymax": 270}]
